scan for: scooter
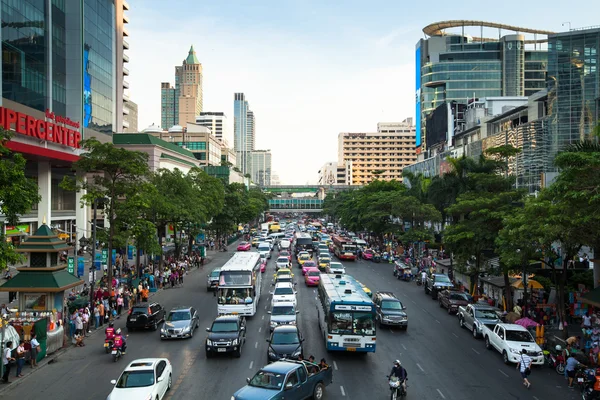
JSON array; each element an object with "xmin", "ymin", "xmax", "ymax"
[
  {"xmin": 545, "ymin": 352, "xmax": 565, "ymax": 374},
  {"xmin": 104, "ymin": 338, "xmax": 114, "ymax": 354},
  {"xmin": 111, "ymin": 345, "xmax": 123, "ymax": 362},
  {"xmin": 386, "ymin": 376, "xmax": 407, "ymax": 399}
]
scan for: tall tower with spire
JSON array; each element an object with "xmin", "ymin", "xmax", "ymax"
[{"xmin": 161, "ymin": 45, "xmax": 203, "ymax": 129}]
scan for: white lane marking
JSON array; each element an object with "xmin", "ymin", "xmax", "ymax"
[
  {"xmin": 340, "ymin": 386, "xmax": 346, "ymax": 396},
  {"xmin": 401, "ymin": 344, "xmax": 407, "ymax": 350},
  {"xmin": 258, "ymin": 327, "xmax": 262, "ymax": 333},
  {"xmin": 264, "ymin": 305, "xmax": 267, "ymax": 310},
  {"xmin": 422, "ymin": 308, "xmax": 427, "ymax": 313},
  {"xmin": 416, "ymin": 363, "xmax": 424, "ymax": 372},
  {"xmin": 533, "ymin": 397, "xmax": 540, "ymax": 400},
  {"xmin": 498, "ymin": 369, "xmax": 509, "ymax": 377},
  {"xmin": 436, "ymin": 389, "xmax": 446, "ymax": 399},
  {"xmin": 452, "ymin": 333, "xmax": 458, "ymax": 338},
  {"xmin": 389, "ymin": 328, "xmax": 394, "ymax": 333},
  {"xmin": 255, "ymin": 342, "xmax": 258, "ymax": 349},
  {"xmin": 333, "ymin": 361, "xmax": 339, "ymax": 370},
  {"xmin": 471, "ymin": 348, "xmax": 480, "ymax": 355},
  {"xmin": 411, "ymin": 300, "xmax": 416, "ymax": 304},
  {"xmin": 262, "ymin": 315, "xmax": 265, "ymax": 320},
  {"xmin": 435, "ymin": 320, "xmax": 440, "ymax": 324},
  {"xmin": 249, "ymin": 361, "xmax": 254, "ymax": 369}
]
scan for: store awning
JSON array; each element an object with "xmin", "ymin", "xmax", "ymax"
[
  {"xmin": 511, "ymin": 279, "xmax": 544, "ymax": 289},
  {"xmin": 0, "ymin": 268, "xmax": 83, "ymax": 292},
  {"xmin": 581, "ymin": 287, "xmax": 600, "ymax": 308}
]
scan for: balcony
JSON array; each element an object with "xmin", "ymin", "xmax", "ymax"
[
  {"xmin": 123, "ymin": 13, "xmax": 130, "ymax": 24},
  {"xmin": 123, "ymin": 39, "xmax": 129, "ymax": 49},
  {"xmin": 123, "ymin": 120, "xmax": 130, "ymax": 129},
  {"xmin": 123, "ymin": 93, "xmax": 130, "ymax": 103},
  {"xmin": 123, "ymin": 53, "xmax": 129, "ymax": 63},
  {"xmin": 123, "ymin": 79, "xmax": 129, "ymax": 89},
  {"xmin": 123, "ymin": 66, "xmax": 129, "ymax": 76},
  {"xmin": 123, "ymin": 0, "xmax": 130, "ymax": 10},
  {"xmin": 123, "ymin": 26, "xmax": 129, "ymax": 37},
  {"xmin": 123, "ymin": 106, "xmax": 130, "ymax": 115}
]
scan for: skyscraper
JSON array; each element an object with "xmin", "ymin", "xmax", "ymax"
[
  {"xmin": 115, "ymin": 0, "xmax": 132, "ymax": 133},
  {"xmin": 249, "ymin": 150, "xmax": 272, "ymax": 186},
  {"xmin": 161, "ymin": 46, "xmax": 203, "ymax": 129},
  {"xmin": 234, "ymin": 93, "xmax": 255, "ymax": 174}
]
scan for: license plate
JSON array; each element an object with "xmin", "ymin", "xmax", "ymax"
[
  {"xmin": 130, "ymin": 318, "xmax": 136, "ymax": 322},
  {"xmin": 104, "ymin": 343, "xmax": 109, "ymax": 347},
  {"xmin": 170, "ymin": 335, "xmax": 178, "ymax": 338},
  {"xmin": 217, "ymin": 348, "xmax": 226, "ymax": 352},
  {"xmin": 346, "ymin": 347, "xmax": 356, "ymax": 352},
  {"xmin": 578, "ymin": 378, "xmax": 584, "ymax": 382},
  {"xmin": 111, "ymin": 350, "xmax": 117, "ymax": 355}
]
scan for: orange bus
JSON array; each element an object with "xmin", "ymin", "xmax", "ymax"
[{"xmin": 331, "ymin": 235, "xmax": 357, "ymax": 261}]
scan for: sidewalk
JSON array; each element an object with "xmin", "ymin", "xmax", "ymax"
[{"xmin": 0, "ymin": 246, "xmax": 233, "ymax": 393}]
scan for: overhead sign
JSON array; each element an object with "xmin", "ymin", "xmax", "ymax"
[{"xmin": 0, "ymin": 107, "xmax": 81, "ymax": 149}]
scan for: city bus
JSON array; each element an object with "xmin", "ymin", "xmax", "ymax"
[
  {"xmin": 331, "ymin": 235, "xmax": 357, "ymax": 261},
  {"xmin": 316, "ymin": 274, "xmax": 376, "ymax": 352},
  {"xmin": 217, "ymin": 252, "xmax": 262, "ymax": 316},
  {"xmin": 294, "ymin": 232, "xmax": 313, "ymax": 255}
]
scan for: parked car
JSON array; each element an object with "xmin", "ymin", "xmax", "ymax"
[
  {"xmin": 438, "ymin": 290, "xmax": 470, "ymax": 314},
  {"xmin": 482, "ymin": 323, "xmax": 544, "ymax": 365},
  {"xmin": 458, "ymin": 303, "xmax": 502, "ymax": 339},
  {"xmin": 207, "ymin": 268, "xmax": 220, "ymax": 291},
  {"xmin": 237, "ymin": 242, "xmax": 252, "ymax": 251},
  {"xmin": 304, "ymin": 267, "xmax": 321, "ymax": 287},
  {"xmin": 424, "ymin": 273, "xmax": 454, "ymax": 299},
  {"xmin": 268, "ymin": 301, "xmax": 299, "ymax": 331},
  {"xmin": 160, "ymin": 306, "xmax": 199, "ymax": 339},
  {"xmin": 205, "ymin": 314, "xmax": 246, "ymax": 358},
  {"xmin": 373, "ymin": 292, "xmax": 408, "ymax": 330},
  {"xmin": 267, "ymin": 325, "xmax": 304, "ymax": 362},
  {"xmin": 232, "ymin": 360, "xmax": 333, "ymax": 400},
  {"xmin": 108, "ymin": 358, "xmax": 172, "ymax": 400},
  {"xmin": 126, "ymin": 303, "xmax": 165, "ymax": 331}
]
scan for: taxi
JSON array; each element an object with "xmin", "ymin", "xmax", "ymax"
[
  {"xmin": 251, "ymin": 237, "xmax": 260, "ymax": 247},
  {"xmin": 301, "ymin": 260, "xmax": 318, "ymax": 275},
  {"xmin": 356, "ymin": 280, "xmax": 372, "ymax": 297},
  {"xmin": 318, "ymin": 254, "xmax": 331, "ymax": 271},
  {"xmin": 304, "ymin": 267, "xmax": 321, "ymax": 287},
  {"xmin": 274, "ymin": 268, "xmax": 294, "ymax": 279},
  {"xmin": 297, "ymin": 252, "xmax": 311, "ymax": 266}
]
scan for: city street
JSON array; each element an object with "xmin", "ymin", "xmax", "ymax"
[{"xmin": 3, "ymin": 250, "xmax": 580, "ymax": 400}]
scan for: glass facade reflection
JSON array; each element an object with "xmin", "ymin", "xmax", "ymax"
[
  {"xmin": 2, "ymin": 0, "xmax": 48, "ymax": 112},
  {"xmin": 83, "ymin": 0, "xmax": 114, "ymax": 135}
]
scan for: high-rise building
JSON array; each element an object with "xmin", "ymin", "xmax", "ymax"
[
  {"xmin": 0, "ymin": 0, "xmax": 126, "ymax": 245},
  {"xmin": 115, "ymin": 0, "xmax": 132, "ymax": 133},
  {"xmin": 196, "ymin": 112, "xmax": 229, "ymax": 143},
  {"xmin": 249, "ymin": 150, "xmax": 272, "ymax": 186},
  {"xmin": 161, "ymin": 46, "xmax": 203, "ymax": 129},
  {"xmin": 234, "ymin": 93, "xmax": 255, "ymax": 174},
  {"xmin": 416, "ymin": 21, "xmax": 553, "ymax": 151},
  {"xmin": 338, "ymin": 119, "xmax": 417, "ymax": 184},
  {"xmin": 123, "ymin": 100, "xmax": 138, "ymax": 132},
  {"xmin": 318, "ymin": 162, "xmax": 347, "ymax": 185}
]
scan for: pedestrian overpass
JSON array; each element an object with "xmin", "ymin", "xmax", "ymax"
[
  {"xmin": 263, "ymin": 185, "xmax": 361, "ymax": 213},
  {"xmin": 268, "ymin": 198, "xmax": 323, "ymax": 213}
]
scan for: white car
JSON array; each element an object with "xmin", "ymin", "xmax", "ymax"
[
  {"xmin": 107, "ymin": 358, "xmax": 172, "ymax": 400},
  {"xmin": 276, "ymin": 257, "xmax": 290, "ymax": 270},
  {"xmin": 258, "ymin": 243, "xmax": 271, "ymax": 259},
  {"xmin": 327, "ymin": 262, "xmax": 345, "ymax": 275},
  {"xmin": 270, "ymin": 282, "xmax": 297, "ymax": 307}
]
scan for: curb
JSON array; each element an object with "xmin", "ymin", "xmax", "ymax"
[{"xmin": 0, "ymin": 255, "xmax": 219, "ymax": 394}]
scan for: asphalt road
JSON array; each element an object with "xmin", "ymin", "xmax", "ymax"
[{"xmin": 4, "ymin": 249, "xmax": 581, "ymax": 400}]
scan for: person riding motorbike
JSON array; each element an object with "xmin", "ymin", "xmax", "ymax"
[
  {"xmin": 589, "ymin": 368, "xmax": 600, "ymax": 399},
  {"xmin": 105, "ymin": 322, "xmax": 115, "ymax": 341},
  {"xmin": 113, "ymin": 328, "xmax": 126, "ymax": 354},
  {"xmin": 389, "ymin": 360, "xmax": 407, "ymax": 392}
]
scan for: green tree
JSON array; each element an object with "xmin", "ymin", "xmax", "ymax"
[
  {"xmin": 61, "ymin": 138, "xmax": 149, "ymax": 292},
  {"xmin": 0, "ymin": 128, "xmax": 41, "ymax": 270}
]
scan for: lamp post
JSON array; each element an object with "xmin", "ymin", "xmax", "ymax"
[{"xmin": 89, "ymin": 198, "xmax": 98, "ymax": 307}]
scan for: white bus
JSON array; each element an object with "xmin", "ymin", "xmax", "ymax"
[{"xmin": 217, "ymin": 252, "xmax": 262, "ymax": 316}]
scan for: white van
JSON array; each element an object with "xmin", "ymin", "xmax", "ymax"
[{"xmin": 257, "ymin": 242, "xmax": 271, "ymax": 259}]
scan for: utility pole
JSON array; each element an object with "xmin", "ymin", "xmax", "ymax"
[{"xmin": 89, "ymin": 199, "xmax": 97, "ymax": 307}]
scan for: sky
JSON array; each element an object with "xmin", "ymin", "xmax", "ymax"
[{"xmin": 128, "ymin": 0, "xmax": 600, "ymax": 184}]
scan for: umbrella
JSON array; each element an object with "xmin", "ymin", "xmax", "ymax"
[
  {"xmin": 515, "ymin": 317, "xmax": 539, "ymax": 328},
  {"xmin": 511, "ymin": 279, "xmax": 544, "ymax": 289},
  {"xmin": 505, "ymin": 312, "xmax": 521, "ymax": 323}
]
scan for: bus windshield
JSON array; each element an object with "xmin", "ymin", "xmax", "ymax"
[
  {"xmin": 217, "ymin": 288, "xmax": 253, "ymax": 304},
  {"xmin": 330, "ymin": 311, "xmax": 375, "ymax": 335},
  {"xmin": 342, "ymin": 245, "xmax": 356, "ymax": 252},
  {"xmin": 219, "ymin": 271, "xmax": 252, "ymax": 286}
]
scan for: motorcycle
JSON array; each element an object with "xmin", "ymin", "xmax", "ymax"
[
  {"xmin": 386, "ymin": 376, "xmax": 406, "ymax": 399},
  {"xmin": 104, "ymin": 338, "xmax": 114, "ymax": 354},
  {"xmin": 111, "ymin": 345, "xmax": 123, "ymax": 362},
  {"xmin": 575, "ymin": 365, "xmax": 595, "ymax": 394},
  {"xmin": 544, "ymin": 351, "xmax": 565, "ymax": 374}
]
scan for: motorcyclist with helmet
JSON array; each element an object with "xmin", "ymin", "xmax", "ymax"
[
  {"xmin": 113, "ymin": 328, "xmax": 127, "ymax": 354},
  {"xmin": 105, "ymin": 322, "xmax": 115, "ymax": 340},
  {"xmin": 389, "ymin": 360, "xmax": 407, "ymax": 393},
  {"xmin": 589, "ymin": 368, "xmax": 600, "ymax": 399}
]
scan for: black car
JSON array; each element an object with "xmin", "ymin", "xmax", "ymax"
[
  {"xmin": 373, "ymin": 292, "xmax": 408, "ymax": 330},
  {"xmin": 205, "ymin": 315, "xmax": 246, "ymax": 358},
  {"xmin": 207, "ymin": 268, "xmax": 221, "ymax": 291},
  {"xmin": 311, "ymin": 241, "xmax": 320, "ymax": 252},
  {"xmin": 267, "ymin": 325, "xmax": 304, "ymax": 362},
  {"xmin": 126, "ymin": 302, "xmax": 165, "ymax": 331}
]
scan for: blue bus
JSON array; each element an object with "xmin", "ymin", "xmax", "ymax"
[{"xmin": 316, "ymin": 274, "xmax": 376, "ymax": 352}]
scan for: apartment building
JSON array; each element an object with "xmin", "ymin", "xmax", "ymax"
[{"xmin": 338, "ymin": 119, "xmax": 416, "ymax": 184}]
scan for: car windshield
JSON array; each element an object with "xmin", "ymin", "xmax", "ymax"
[
  {"xmin": 308, "ymin": 271, "xmax": 320, "ymax": 277},
  {"xmin": 506, "ymin": 330, "xmax": 534, "ymax": 342},
  {"xmin": 320, "ymin": 256, "xmax": 330, "ymax": 261},
  {"xmin": 210, "ymin": 270, "xmax": 220, "ymax": 278},
  {"xmin": 300, "ymin": 255, "xmax": 310, "ymax": 260},
  {"xmin": 272, "ymin": 306, "xmax": 295, "ymax": 316},
  {"xmin": 272, "ymin": 331, "xmax": 300, "ymax": 345},
  {"xmin": 211, "ymin": 321, "xmax": 239, "ymax": 332},
  {"xmin": 167, "ymin": 311, "xmax": 191, "ymax": 321},
  {"xmin": 131, "ymin": 307, "xmax": 149, "ymax": 315},
  {"xmin": 330, "ymin": 311, "xmax": 375, "ymax": 335},
  {"xmin": 435, "ymin": 275, "xmax": 452, "ymax": 283},
  {"xmin": 382, "ymin": 300, "xmax": 403, "ymax": 310},
  {"xmin": 449, "ymin": 293, "xmax": 468, "ymax": 301},
  {"xmin": 116, "ymin": 370, "xmax": 155, "ymax": 388},
  {"xmin": 277, "ymin": 258, "xmax": 288, "ymax": 263},
  {"xmin": 249, "ymin": 370, "xmax": 285, "ymax": 390},
  {"xmin": 475, "ymin": 309, "xmax": 499, "ymax": 319},
  {"xmin": 274, "ymin": 287, "xmax": 294, "ymax": 295},
  {"xmin": 281, "ymin": 251, "xmax": 290, "ymax": 257}
]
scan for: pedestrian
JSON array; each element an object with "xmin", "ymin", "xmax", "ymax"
[
  {"xmin": 2, "ymin": 341, "xmax": 15, "ymax": 383},
  {"xmin": 29, "ymin": 333, "xmax": 40, "ymax": 367},
  {"xmin": 117, "ymin": 295, "xmax": 123, "ymax": 316},
  {"xmin": 94, "ymin": 303, "xmax": 101, "ymax": 329},
  {"xmin": 517, "ymin": 349, "xmax": 532, "ymax": 388},
  {"xmin": 566, "ymin": 353, "xmax": 581, "ymax": 388},
  {"xmin": 98, "ymin": 301, "xmax": 105, "ymax": 326},
  {"xmin": 15, "ymin": 340, "xmax": 25, "ymax": 378},
  {"xmin": 82, "ymin": 308, "xmax": 90, "ymax": 334},
  {"xmin": 75, "ymin": 311, "xmax": 84, "ymax": 336}
]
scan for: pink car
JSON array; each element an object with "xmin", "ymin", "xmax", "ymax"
[
  {"xmin": 362, "ymin": 249, "xmax": 374, "ymax": 260},
  {"xmin": 260, "ymin": 261, "xmax": 267, "ymax": 273},
  {"xmin": 304, "ymin": 267, "xmax": 321, "ymax": 286},
  {"xmin": 302, "ymin": 261, "xmax": 317, "ymax": 275},
  {"xmin": 237, "ymin": 242, "xmax": 251, "ymax": 251}
]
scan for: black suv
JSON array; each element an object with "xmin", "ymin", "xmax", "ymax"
[
  {"xmin": 205, "ymin": 315, "xmax": 246, "ymax": 358},
  {"xmin": 373, "ymin": 292, "xmax": 408, "ymax": 330},
  {"xmin": 424, "ymin": 273, "xmax": 454, "ymax": 299},
  {"xmin": 126, "ymin": 302, "xmax": 165, "ymax": 331}
]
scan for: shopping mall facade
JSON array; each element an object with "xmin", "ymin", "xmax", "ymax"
[{"xmin": 1, "ymin": 0, "xmax": 130, "ymax": 248}]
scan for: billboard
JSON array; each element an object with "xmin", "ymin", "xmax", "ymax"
[
  {"xmin": 415, "ymin": 46, "xmax": 422, "ymax": 148},
  {"xmin": 425, "ymin": 103, "xmax": 448, "ymax": 149}
]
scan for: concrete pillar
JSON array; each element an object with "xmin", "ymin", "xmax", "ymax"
[{"xmin": 37, "ymin": 161, "xmax": 52, "ymax": 225}]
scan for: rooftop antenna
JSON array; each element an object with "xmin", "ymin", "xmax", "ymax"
[{"xmin": 562, "ymin": 22, "xmax": 571, "ymax": 31}]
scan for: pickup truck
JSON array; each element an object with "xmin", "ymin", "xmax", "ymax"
[
  {"xmin": 232, "ymin": 360, "xmax": 333, "ymax": 400},
  {"xmin": 424, "ymin": 273, "xmax": 454, "ymax": 299},
  {"xmin": 457, "ymin": 303, "xmax": 501, "ymax": 339},
  {"xmin": 482, "ymin": 323, "xmax": 544, "ymax": 365}
]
